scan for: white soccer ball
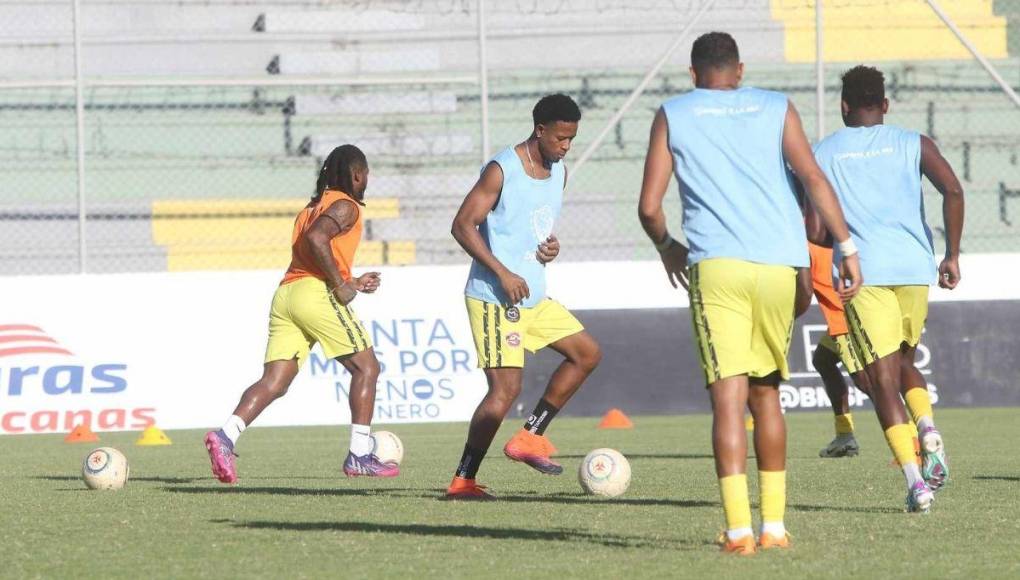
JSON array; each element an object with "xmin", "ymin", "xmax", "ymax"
[
  {"xmin": 578, "ymin": 448, "xmax": 631, "ymax": 497},
  {"xmin": 82, "ymin": 447, "xmax": 129, "ymax": 490},
  {"xmin": 370, "ymin": 431, "xmax": 404, "ymax": 465}
]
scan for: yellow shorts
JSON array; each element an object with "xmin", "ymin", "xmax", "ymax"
[
  {"xmin": 466, "ymin": 297, "xmax": 584, "ymax": 368},
  {"xmin": 689, "ymin": 258, "xmax": 796, "ymax": 384},
  {"xmin": 818, "ymin": 333, "xmax": 864, "ymax": 375},
  {"xmin": 264, "ymin": 276, "xmax": 373, "ymax": 367},
  {"xmin": 844, "ymin": 285, "xmax": 928, "ymax": 365}
]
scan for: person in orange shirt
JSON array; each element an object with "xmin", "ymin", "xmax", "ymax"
[
  {"xmin": 204, "ymin": 144, "xmax": 397, "ymax": 483},
  {"xmin": 807, "ymin": 240, "xmax": 873, "ymax": 458}
]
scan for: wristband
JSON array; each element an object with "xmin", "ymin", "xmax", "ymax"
[
  {"xmin": 655, "ymin": 235, "xmax": 676, "ymax": 253},
  {"xmin": 837, "ymin": 238, "xmax": 858, "ymax": 257}
]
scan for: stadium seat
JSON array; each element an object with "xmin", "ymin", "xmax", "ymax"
[
  {"xmin": 770, "ymin": 0, "xmax": 1008, "ymax": 62},
  {"xmin": 150, "ymin": 198, "xmax": 414, "ymax": 271}
]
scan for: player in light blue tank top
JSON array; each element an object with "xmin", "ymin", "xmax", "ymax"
[
  {"xmin": 811, "ymin": 65, "xmax": 965, "ymax": 512},
  {"xmin": 637, "ymin": 32, "xmax": 862, "ymax": 550},
  {"xmin": 661, "ymin": 86, "xmax": 808, "ymax": 268},
  {"xmin": 463, "ymin": 146, "xmax": 563, "ymax": 308},
  {"xmin": 447, "ymin": 95, "xmax": 602, "ymax": 499},
  {"xmin": 815, "ymin": 125, "xmax": 936, "ymax": 285}
]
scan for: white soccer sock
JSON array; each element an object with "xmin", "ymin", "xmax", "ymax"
[
  {"xmin": 903, "ymin": 462, "xmax": 924, "ymax": 488},
  {"xmin": 761, "ymin": 521, "xmax": 786, "ymax": 538},
  {"xmin": 349, "ymin": 424, "xmax": 373, "ymax": 456},
  {"xmin": 220, "ymin": 415, "xmax": 246, "ymax": 446},
  {"xmin": 726, "ymin": 527, "xmax": 754, "ymax": 542}
]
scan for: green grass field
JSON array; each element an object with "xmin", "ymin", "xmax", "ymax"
[{"xmin": 2, "ymin": 408, "xmax": 1018, "ymax": 579}]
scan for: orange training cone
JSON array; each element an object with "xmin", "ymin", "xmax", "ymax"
[
  {"xmin": 598, "ymin": 408, "xmax": 634, "ymax": 429},
  {"xmin": 135, "ymin": 425, "xmax": 172, "ymax": 446},
  {"xmin": 64, "ymin": 423, "xmax": 98, "ymax": 443}
]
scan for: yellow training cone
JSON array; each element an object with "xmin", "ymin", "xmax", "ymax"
[
  {"xmin": 136, "ymin": 425, "xmax": 172, "ymax": 446},
  {"xmin": 745, "ymin": 415, "xmax": 755, "ymax": 432}
]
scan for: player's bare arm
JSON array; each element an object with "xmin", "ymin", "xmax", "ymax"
[
  {"xmin": 451, "ymin": 162, "xmax": 530, "ymax": 304},
  {"xmin": 782, "ymin": 102, "xmax": 862, "ymax": 301},
  {"xmin": 920, "ymin": 135, "xmax": 965, "ymax": 289},
  {"xmin": 305, "ymin": 199, "xmax": 378, "ymax": 304},
  {"xmin": 638, "ymin": 108, "xmax": 690, "ymax": 290}
]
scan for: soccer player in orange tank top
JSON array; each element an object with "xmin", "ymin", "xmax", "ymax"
[{"xmin": 204, "ymin": 145, "xmax": 398, "ymax": 483}]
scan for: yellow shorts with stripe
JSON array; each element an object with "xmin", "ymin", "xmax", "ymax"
[
  {"xmin": 265, "ymin": 276, "xmax": 373, "ymax": 367},
  {"xmin": 466, "ymin": 297, "xmax": 584, "ymax": 368},
  {"xmin": 688, "ymin": 258, "xmax": 796, "ymax": 384},
  {"xmin": 844, "ymin": 285, "xmax": 928, "ymax": 366},
  {"xmin": 817, "ymin": 333, "xmax": 864, "ymax": 375}
]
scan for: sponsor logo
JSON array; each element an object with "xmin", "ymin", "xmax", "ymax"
[
  {"xmin": 505, "ymin": 307, "xmax": 521, "ymax": 323},
  {"xmin": 308, "ymin": 318, "xmax": 477, "ymax": 422},
  {"xmin": 780, "ymin": 324, "xmax": 938, "ymax": 411},
  {"xmin": 0, "ymin": 323, "xmax": 154, "ymax": 435},
  {"xmin": 506, "ymin": 332, "xmax": 521, "ymax": 347}
]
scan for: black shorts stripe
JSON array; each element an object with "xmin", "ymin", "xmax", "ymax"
[
  {"xmin": 481, "ymin": 302, "xmax": 491, "ymax": 367},
  {"xmin": 327, "ymin": 292, "xmax": 361, "ymax": 353},
  {"xmin": 493, "ymin": 305, "xmax": 503, "ymax": 367},
  {"xmin": 690, "ymin": 265, "xmax": 721, "ymax": 383},
  {"xmin": 344, "ymin": 304, "xmax": 369, "ymax": 350},
  {"xmin": 844, "ymin": 302, "xmax": 877, "ymax": 364}
]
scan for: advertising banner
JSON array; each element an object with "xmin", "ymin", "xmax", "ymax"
[{"xmin": 1, "ymin": 255, "xmax": 1017, "ymax": 434}]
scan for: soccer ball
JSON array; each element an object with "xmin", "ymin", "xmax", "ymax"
[
  {"xmin": 578, "ymin": 448, "xmax": 631, "ymax": 497},
  {"xmin": 82, "ymin": 447, "xmax": 129, "ymax": 490},
  {"xmin": 370, "ymin": 431, "xmax": 404, "ymax": 465}
]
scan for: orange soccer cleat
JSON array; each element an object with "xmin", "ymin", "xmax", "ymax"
[
  {"xmin": 503, "ymin": 429, "xmax": 563, "ymax": 475},
  {"xmin": 717, "ymin": 532, "xmax": 757, "ymax": 556},
  {"xmin": 445, "ymin": 476, "xmax": 495, "ymax": 501},
  {"xmin": 758, "ymin": 532, "xmax": 792, "ymax": 550}
]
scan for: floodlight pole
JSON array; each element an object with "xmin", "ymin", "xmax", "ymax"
[
  {"xmin": 72, "ymin": 0, "xmax": 87, "ymax": 273},
  {"xmin": 925, "ymin": 0, "xmax": 1020, "ymax": 109},
  {"xmin": 569, "ymin": 0, "xmax": 718, "ymax": 181},
  {"xmin": 815, "ymin": 0, "xmax": 825, "ymax": 141},
  {"xmin": 478, "ymin": 0, "xmax": 491, "ymax": 162}
]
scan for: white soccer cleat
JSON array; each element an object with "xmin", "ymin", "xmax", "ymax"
[
  {"xmin": 819, "ymin": 433, "xmax": 860, "ymax": 458},
  {"xmin": 920, "ymin": 427, "xmax": 949, "ymax": 491}
]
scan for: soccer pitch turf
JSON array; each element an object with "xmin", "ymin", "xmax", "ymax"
[{"xmin": 2, "ymin": 408, "xmax": 1018, "ymax": 579}]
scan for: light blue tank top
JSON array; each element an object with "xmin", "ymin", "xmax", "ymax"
[
  {"xmin": 814, "ymin": 125, "xmax": 935, "ymax": 286},
  {"xmin": 662, "ymin": 87, "xmax": 808, "ymax": 268},
  {"xmin": 464, "ymin": 146, "xmax": 564, "ymax": 308}
]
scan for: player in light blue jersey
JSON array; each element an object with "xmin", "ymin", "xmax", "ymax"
[
  {"xmin": 446, "ymin": 95, "xmax": 602, "ymax": 500},
  {"xmin": 638, "ymin": 32, "xmax": 861, "ymax": 554},
  {"xmin": 813, "ymin": 66, "xmax": 964, "ymax": 512}
]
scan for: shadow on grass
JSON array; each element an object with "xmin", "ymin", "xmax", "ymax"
[
  {"xmin": 554, "ymin": 453, "xmax": 714, "ymax": 460},
  {"xmin": 222, "ymin": 519, "xmax": 693, "ymax": 549},
  {"xmin": 973, "ymin": 475, "xmax": 1020, "ymax": 482},
  {"xmin": 789, "ymin": 503, "xmax": 902, "ymax": 514},
  {"xmin": 495, "ymin": 492, "xmax": 717, "ymax": 508},
  {"xmin": 167, "ymin": 486, "xmax": 430, "ymax": 498},
  {"xmin": 36, "ymin": 475, "xmax": 202, "ymax": 485}
]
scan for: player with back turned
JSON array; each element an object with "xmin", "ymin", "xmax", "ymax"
[
  {"xmin": 446, "ymin": 94, "xmax": 602, "ymax": 500},
  {"xmin": 638, "ymin": 32, "xmax": 862, "ymax": 554},
  {"xmin": 812, "ymin": 65, "xmax": 964, "ymax": 512}
]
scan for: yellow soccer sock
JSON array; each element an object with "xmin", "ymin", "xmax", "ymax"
[
  {"xmin": 885, "ymin": 423, "xmax": 920, "ymax": 467},
  {"xmin": 759, "ymin": 470, "xmax": 786, "ymax": 528},
  {"xmin": 904, "ymin": 387, "xmax": 935, "ymax": 430},
  {"xmin": 834, "ymin": 413, "xmax": 855, "ymax": 435},
  {"xmin": 719, "ymin": 474, "xmax": 753, "ymax": 536}
]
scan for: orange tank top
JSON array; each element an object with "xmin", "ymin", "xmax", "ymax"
[
  {"xmin": 280, "ymin": 189, "xmax": 363, "ymax": 286},
  {"xmin": 808, "ymin": 241, "xmax": 848, "ymax": 336}
]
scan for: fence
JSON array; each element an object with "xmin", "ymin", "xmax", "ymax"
[{"xmin": 1, "ymin": 0, "xmax": 1019, "ymax": 276}]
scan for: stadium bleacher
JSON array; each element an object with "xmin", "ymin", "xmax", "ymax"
[{"xmin": 1, "ymin": 1, "xmax": 1018, "ymax": 275}]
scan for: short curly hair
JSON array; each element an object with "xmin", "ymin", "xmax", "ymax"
[
  {"xmin": 841, "ymin": 65, "xmax": 885, "ymax": 109},
  {"xmin": 532, "ymin": 94, "xmax": 581, "ymax": 127}
]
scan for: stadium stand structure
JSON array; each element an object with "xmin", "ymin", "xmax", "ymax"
[{"xmin": 0, "ymin": 1, "xmax": 1018, "ymax": 274}]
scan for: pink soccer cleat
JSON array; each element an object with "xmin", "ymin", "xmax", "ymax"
[{"xmin": 204, "ymin": 430, "xmax": 238, "ymax": 484}]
